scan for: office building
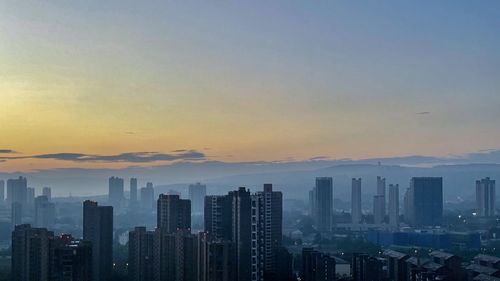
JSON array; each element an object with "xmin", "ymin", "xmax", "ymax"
[
  {"xmin": 51, "ymin": 234, "xmax": 92, "ymax": 281},
  {"xmin": 83, "ymin": 200, "xmax": 113, "ymax": 281},
  {"xmin": 388, "ymin": 184, "xmax": 399, "ymax": 227},
  {"xmin": 352, "ymin": 178, "xmax": 362, "ymax": 224},
  {"xmin": 130, "ymin": 178, "xmax": 138, "ymax": 203},
  {"xmin": 129, "ymin": 227, "xmax": 155, "ymax": 281},
  {"xmin": 311, "ymin": 177, "xmax": 333, "ymax": 231},
  {"xmin": 405, "ymin": 177, "xmax": 443, "ymax": 227},
  {"xmin": 42, "ymin": 187, "xmax": 51, "ymax": 201},
  {"xmin": 11, "ymin": 224, "xmax": 54, "ymax": 281},
  {"xmin": 141, "ymin": 184, "xmax": 155, "ymax": 210},
  {"xmin": 7, "ymin": 176, "xmax": 27, "ymax": 207},
  {"xmin": 108, "ymin": 176, "xmax": 124, "ymax": 207},
  {"xmin": 34, "ymin": 195, "xmax": 55, "ymax": 229},
  {"xmin": 302, "ymin": 248, "xmax": 336, "ymax": 281},
  {"xmin": 476, "ymin": 177, "xmax": 496, "ymax": 217},
  {"xmin": 189, "ymin": 182, "xmax": 207, "ymax": 215},
  {"xmin": 373, "ymin": 195, "xmax": 385, "ymax": 224},
  {"xmin": 157, "ymin": 194, "xmax": 191, "ymax": 232}
]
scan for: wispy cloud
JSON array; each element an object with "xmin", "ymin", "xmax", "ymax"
[
  {"xmin": 0, "ymin": 151, "xmax": 205, "ymax": 163},
  {"xmin": 0, "ymin": 149, "xmax": 17, "ymax": 154},
  {"xmin": 416, "ymin": 111, "xmax": 431, "ymax": 115}
]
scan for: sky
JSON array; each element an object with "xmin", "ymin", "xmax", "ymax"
[{"xmin": 1, "ymin": 1, "xmax": 500, "ymax": 172}]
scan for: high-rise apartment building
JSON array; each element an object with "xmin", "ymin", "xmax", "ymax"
[
  {"xmin": 7, "ymin": 176, "xmax": 27, "ymax": 207},
  {"xmin": 373, "ymin": 195, "xmax": 385, "ymax": 224},
  {"xmin": 351, "ymin": 178, "xmax": 362, "ymax": 224},
  {"xmin": 0, "ymin": 180, "xmax": 4, "ymax": 202},
  {"xmin": 204, "ymin": 195, "xmax": 232, "ymax": 241},
  {"xmin": 42, "ymin": 187, "xmax": 51, "ymax": 201},
  {"xmin": 189, "ymin": 183, "xmax": 207, "ymax": 215},
  {"xmin": 11, "ymin": 224, "xmax": 54, "ymax": 281},
  {"xmin": 108, "ymin": 176, "xmax": 124, "ymax": 207},
  {"xmin": 129, "ymin": 227, "xmax": 155, "ymax": 281},
  {"xmin": 27, "ymin": 187, "xmax": 35, "ymax": 208},
  {"xmin": 301, "ymin": 248, "xmax": 336, "ymax": 281},
  {"xmin": 83, "ymin": 200, "xmax": 113, "ymax": 281},
  {"xmin": 388, "ymin": 184, "xmax": 399, "ymax": 227},
  {"xmin": 311, "ymin": 177, "xmax": 333, "ymax": 231},
  {"xmin": 404, "ymin": 177, "xmax": 443, "ymax": 227},
  {"xmin": 141, "ymin": 183, "xmax": 155, "ymax": 210},
  {"xmin": 51, "ymin": 234, "xmax": 92, "ymax": 281},
  {"xmin": 34, "ymin": 195, "xmax": 55, "ymax": 229},
  {"xmin": 157, "ymin": 194, "xmax": 191, "ymax": 232},
  {"xmin": 130, "ymin": 178, "xmax": 138, "ymax": 203},
  {"xmin": 476, "ymin": 177, "xmax": 496, "ymax": 217}
]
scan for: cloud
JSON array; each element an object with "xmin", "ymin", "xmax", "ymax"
[
  {"xmin": 309, "ymin": 156, "xmax": 331, "ymax": 161},
  {"xmin": 416, "ymin": 111, "xmax": 431, "ymax": 115},
  {"xmin": 0, "ymin": 150, "xmax": 206, "ymax": 163},
  {"xmin": 0, "ymin": 149, "xmax": 17, "ymax": 154}
]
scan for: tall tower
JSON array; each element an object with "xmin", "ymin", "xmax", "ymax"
[
  {"xmin": 42, "ymin": 187, "xmax": 51, "ymax": 201},
  {"xmin": 130, "ymin": 178, "xmax": 138, "ymax": 203},
  {"xmin": 0, "ymin": 180, "xmax": 4, "ymax": 202},
  {"xmin": 51, "ymin": 234, "xmax": 93, "ymax": 281},
  {"xmin": 140, "ymin": 184, "xmax": 155, "ymax": 210},
  {"xmin": 388, "ymin": 184, "xmax": 399, "ymax": 227},
  {"xmin": 11, "ymin": 224, "xmax": 54, "ymax": 281},
  {"xmin": 312, "ymin": 177, "xmax": 333, "ymax": 232},
  {"xmin": 128, "ymin": 227, "xmax": 155, "ymax": 281},
  {"xmin": 157, "ymin": 194, "xmax": 191, "ymax": 232},
  {"xmin": 373, "ymin": 195, "xmax": 385, "ymax": 224},
  {"xmin": 7, "ymin": 176, "xmax": 27, "ymax": 207},
  {"xmin": 83, "ymin": 200, "xmax": 113, "ymax": 281},
  {"xmin": 108, "ymin": 176, "xmax": 124, "ymax": 207},
  {"xmin": 189, "ymin": 183, "xmax": 207, "ymax": 215},
  {"xmin": 476, "ymin": 177, "xmax": 496, "ymax": 217},
  {"xmin": 406, "ymin": 177, "xmax": 443, "ymax": 226},
  {"xmin": 34, "ymin": 195, "xmax": 55, "ymax": 228},
  {"xmin": 351, "ymin": 178, "xmax": 362, "ymax": 224}
]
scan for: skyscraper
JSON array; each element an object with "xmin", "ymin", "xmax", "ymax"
[
  {"xmin": 351, "ymin": 178, "xmax": 362, "ymax": 224},
  {"xmin": 476, "ymin": 177, "xmax": 496, "ymax": 217},
  {"xmin": 157, "ymin": 194, "xmax": 191, "ymax": 232},
  {"xmin": 189, "ymin": 182, "xmax": 207, "ymax": 215},
  {"xmin": 141, "ymin": 183, "xmax": 155, "ymax": 210},
  {"xmin": 27, "ymin": 187, "xmax": 35, "ymax": 208},
  {"xmin": 388, "ymin": 184, "xmax": 399, "ymax": 227},
  {"xmin": 108, "ymin": 176, "xmax": 124, "ymax": 207},
  {"xmin": 83, "ymin": 200, "xmax": 113, "ymax": 281},
  {"xmin": 42, "ymin": 187, "xmax": 51, "ymax": 201},
  {"xmin": 229, "ymin": 187, "xmax": 252, "ymax": 281},
  {"xmin": 254, "ymin": 184, "xmax": 283, "ymax": 280},
  {"xmin": 376, "ymin": 176, "xmax": 386, "ymax": 219},
  {"xmin": 11, "ymin": 224, "xmax": 54, "ymax": 281},
  {"xmin": 129, "ymin": 227, "xmax": 155, "ymax": 281},
  {"xmin": 7, "ymin": 176, "xmax": 27, "ymax": 207},
  {"xmin": 11, "ymin": 202, "xmax": 23, "ymax": 228},
  {"xmin": 204, "ymin": 195, "xmax": 232, "ymax": 241},
  {"xmin": 373, "ymin": 195, "xmax": 385, "ymax": 224},
  {"xmin": 34, "ymin": 195, "xmax": 55, "ymax": 229},
  {"xmin": 51, "ymin": 234, "xmax": 92, "ymax": 281},
  {"xmin": 377, "ymin": 176, "xmax": 386, "ymax": 197},
  {"xmin": 197, "ymin": 233, "xmax": 236, "ymax": 281},
  {"xmin": 311, "ymin": 177, "xmax": 333, "ymax": 231},
  {"xmin": 405, "ymin": 177, "xmax": 443, "ymax": 227},
  {"xmin": 130, "ymin": 178, "xmax": 138, "ymax": 203},
  {"xmin": 0, "ymin": 180, "xmax": 4, "ymax": 202}
]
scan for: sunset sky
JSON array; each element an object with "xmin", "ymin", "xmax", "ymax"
[{"xmin": 1, "ymin": 1, "xmax": 499, "ymax": 172}]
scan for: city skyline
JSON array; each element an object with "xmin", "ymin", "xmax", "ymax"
[{"xmin": 1, "ymin": 1, "xmax": 500, "ymax": 172}]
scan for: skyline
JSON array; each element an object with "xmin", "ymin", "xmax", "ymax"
[{"xmin": 1, "ymin": 1, "xmax": 500, "ymax": 172}]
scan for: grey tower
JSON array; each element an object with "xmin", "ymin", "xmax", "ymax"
[
  {"xmin": 476, "ymin": 177, "xmax": 496, "ymax": 217},
  {"xmin": 312, "ymin": 177, "xmax": 333, "ymax": 231},
  {"xmin": 83, "ymin": 200, "xmax": 113, "ymax": 281},
  {"xmin": 405, "ymin": 177, "xmax": 443, "ymax": 227},
  {"xmin": 351, "ymin": 178, "xmax": 362, "ymax": 224}
]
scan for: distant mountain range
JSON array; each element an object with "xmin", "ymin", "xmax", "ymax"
[{"xmin": 1, "ymin": 153, "xmax": 499, "ymax": 202}]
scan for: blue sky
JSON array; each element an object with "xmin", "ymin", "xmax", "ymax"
[{"xmin": 0, "ymin": 1, "xmax": 499, "ymax": 171}]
